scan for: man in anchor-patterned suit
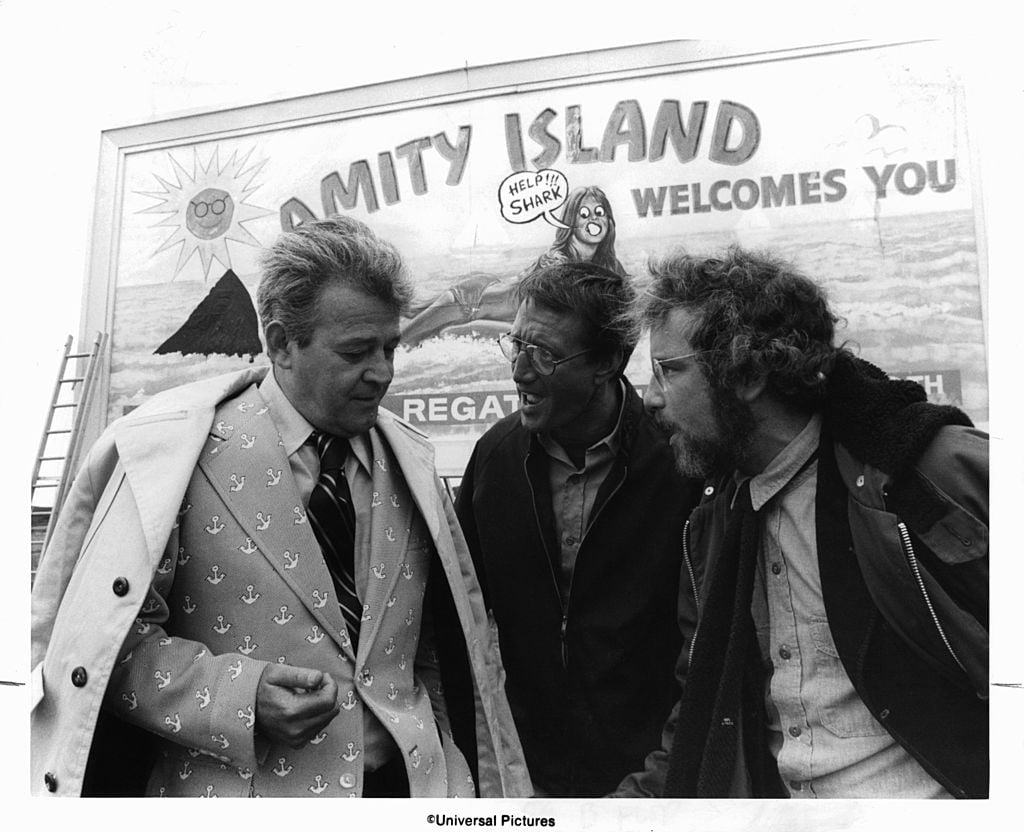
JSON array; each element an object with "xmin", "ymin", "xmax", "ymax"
[{"xmin": 31, "ymin": 217, "xmax": 530, "ymax": 798}]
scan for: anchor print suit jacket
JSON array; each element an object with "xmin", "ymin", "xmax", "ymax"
[{"xmin": 31, "ymin": 367, "xmax": 531, "ymax": 798}]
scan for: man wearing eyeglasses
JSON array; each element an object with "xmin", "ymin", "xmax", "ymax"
[
  {"xmin": 614, "ymin": 246, "xmax": 988, "ymax": 799},
  {"xmin": 455, "ymin": 261, "xmax": 703, "ymax": 796}
]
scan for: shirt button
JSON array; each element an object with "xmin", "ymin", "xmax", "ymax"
[
  {"xmin": 789, "ymin": 780, "xmax": 803, "ymax": 791},
  {"xmin": 788, "ymin": 725, "xmax": 802, "ymax": 738},
  {"xmin": 71, "ymin": 667, "xmax": 88, "ymax": 687},
  {"xmin": 112, "ymin": 577, "xmax": 130, "ymax": 596},
  {"xmin": 44, "ymin": 772, "xmax": 58, "ymax": 792},
  {"xmin": 771, "ymin": 563, "xmax": 781, "ymax": 575},
  {"xmin": 339, "ymin": 773, "xmax": 357, "ymax": 789},
  {"xmin": 778, "ymin": 646, "xmax": 792, "ymax": 660},
  {"xmin": 856, "ymin": 475, "xmax": 865, "ymax": 487}
]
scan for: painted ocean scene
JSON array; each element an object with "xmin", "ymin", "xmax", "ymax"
[{"xmin": 108, "ymin": 206, "xmax": 986, "ymax": 476}]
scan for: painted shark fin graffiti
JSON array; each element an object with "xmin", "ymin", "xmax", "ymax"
[{"xmin": 155, "ymin": 269, "xmax": 262, "ymax": 359}]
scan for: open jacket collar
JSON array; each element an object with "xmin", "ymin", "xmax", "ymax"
[
  {"xmin": 112, "ymin": 367, "xmax": 269, "ymax": 566},
  {"xmin": 823, "ymin": 353, "xmax": 972, "ymax": 478}
]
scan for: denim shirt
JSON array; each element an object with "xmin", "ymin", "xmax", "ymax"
[
  {"xmin": 536, "ymin": 381, "xmax": 625, "ymax": 608},
  {"xmin": 745, "ymin": 414, "xmax": 949, "ymax": 798}
]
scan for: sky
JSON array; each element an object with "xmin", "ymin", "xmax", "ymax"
[{"xmin": 1, "ymin": 0, "xmax": 1020, "ymax": 825}]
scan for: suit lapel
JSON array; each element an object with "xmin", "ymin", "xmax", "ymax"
[
  {"xmin": 375, "ymin": 414, "xmax": 481, "ymax": 637},
  {"xmin": 198, "ymin": 385, "xmax": 351, "ymax": 654},
  {"xmin": 113, "ymin": 368, "xmax": 269, "ymax": 566},
  {"xmin": 356, "ymin": 430, "xmax": 414, "ymax": 652},
  {"xmin": 375, "ymin": 414, "xmax": 446, "ymax": 544}
]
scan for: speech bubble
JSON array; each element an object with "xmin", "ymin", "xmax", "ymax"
[{"xmin": 498, "ymin": 169, "xmax": 570, "ymax": 228}]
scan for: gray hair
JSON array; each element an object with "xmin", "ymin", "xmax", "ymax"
[{"xmin": 257, "ymin": 215, "xmax": 413, "ymax": 347}]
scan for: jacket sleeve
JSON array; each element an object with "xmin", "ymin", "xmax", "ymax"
[
  {"xmin": 609, "ymin": 688, "xmax": 680, "ymax": 797},
  {"xmin": 102, "ymin": 524, "xmax": 270, "ymax": 770},
  {"xmin": 610, "ymin": 533, "xmax": 700, "ymax": 797},
  {"xmin": 454, "ymin": 443, "xmax": 490, "ymax": 610},
  {"xmin": 893, "ymin": 425, "xmax": 989, "ymax": 697},
  {"xmin": 31, "ymin": 432, "xmax": 121, "ymax": 670}
]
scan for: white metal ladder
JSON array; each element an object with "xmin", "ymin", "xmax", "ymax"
[{"xmin": 31, "ymin": 332, "xmax": 108, "ymax": 559}]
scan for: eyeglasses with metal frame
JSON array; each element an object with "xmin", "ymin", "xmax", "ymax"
[
  {"xmin": 650, "ymin": 351, "xmax": 703, "ymax": 390},
  {"xmin": 497, "ymin": 332, "xmax": 592, "ymax": 376}
]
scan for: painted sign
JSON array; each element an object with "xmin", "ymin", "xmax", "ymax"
[{"xmin": 91, "ymin": 41, "xmax": 987, "ymax": 475}]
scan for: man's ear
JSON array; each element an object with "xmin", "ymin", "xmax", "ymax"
[
  {"xmin": 735, "ymin": 374, "xmax": 768, "ymax": 403},
  {"xmin": 265, "ymin": 321, "xmax": 292, "ymax": 367}
]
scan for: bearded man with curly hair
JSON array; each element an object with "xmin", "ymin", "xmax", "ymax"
[{"xmin": 613, "ymin": 246, "xmax": 988, "ymax": 799}]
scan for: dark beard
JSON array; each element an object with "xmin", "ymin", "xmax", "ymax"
[{"xmin": 667, "ymin": 386, "xmax": 756, "ymax": 480}]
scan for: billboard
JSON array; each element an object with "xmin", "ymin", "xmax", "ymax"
[{"xmin": 80, "ymin": 40, "xmax": 987, "ymax": 476}]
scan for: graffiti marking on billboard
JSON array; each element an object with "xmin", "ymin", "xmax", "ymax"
[
  {"xmin": 154, "ymin": 269, "xmax": 262, "ymax": 361},
  {"xmin": 498, "ymin": 169, "xmax": 569, "ymax": 227},
  {"xmin": 136, "ymin": 147, "xmax": 272, "ymax": 279},
  {"xmin": 401, "ymin": 183, "xmax": 624, "ymax": 348}
]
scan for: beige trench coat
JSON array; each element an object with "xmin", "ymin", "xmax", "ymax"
[{"xmin": 31, "ymin": 367, "xmax": 531, "ymax": 797}]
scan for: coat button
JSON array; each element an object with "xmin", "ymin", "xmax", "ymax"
[
  {"xmin": 879, "ymin": 708, "xmax": 891, "ymax": 720},
  {"xmin": 44, "ymin": 772, "xmax": 58, "ymax": 792},
  {"xmin": 71, "ymin": 667, "xmax": 88, "ymax": 687},
  {"xmin": 704, "ymin": 485, "xmax": 715, "ymax": 496},
  {"xmin": 112, "ymin": 577, "xmax": 130, "ymax": 596},
  {"xmin": 339, "ymin": 773, "xmax": 356, "ymax": 789}
]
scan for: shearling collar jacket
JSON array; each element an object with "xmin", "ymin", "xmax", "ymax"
[{"xmin": 617, "ymin": 355, "xmax": 988, "ymax": 799}]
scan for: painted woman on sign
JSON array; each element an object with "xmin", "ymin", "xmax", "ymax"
[{"xmin": 400, "ymin": 186, "xmax": 625, "ymax": 347}]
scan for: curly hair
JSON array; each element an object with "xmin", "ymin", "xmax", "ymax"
[
  {"xmin": 515, "ymin": 260, "xmax": 638, "ymax": 376},
  {"xmin": 257, "ymin": 215, "xmax": 413, "ymax": 348},
  {"xmin": 639, "ymin": 246, "xmax": 846, "ymax": 408}
]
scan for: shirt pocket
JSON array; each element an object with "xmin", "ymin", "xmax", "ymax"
[{"xmin": 808, "ymin": 617, "xmax": 887, "ymax": 739}]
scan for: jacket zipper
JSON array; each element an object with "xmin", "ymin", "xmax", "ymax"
[
  {"xmin": 524, "ymin": 456, "xmax": 570, "ymax": 668},
  {"xmin": 527, "ymin": 453, "xmax": 629, "ymax": 670},
  {"xmin": 682, "ymin": 518, "xmax": 701, "ymax": 668},
  {"xmin": 896, "ymin": 520, "xmax": 966, "ymax": 674},
  {"xmin": 567, "ymin": 464, "xmax": 628, "ymax": 669}
]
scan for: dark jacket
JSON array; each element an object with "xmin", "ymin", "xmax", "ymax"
[
  {"xmin": 616, "ymin": 355, "xmax": 988, "ymax": 798},
  {"xmin": 456, "ymin": 384, "xmax": 703, "ymax": 796}
]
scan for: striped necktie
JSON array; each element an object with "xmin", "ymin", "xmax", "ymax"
[{"xmin": 307, "ymin": 431, "xmax": 361, "ymax": 644}]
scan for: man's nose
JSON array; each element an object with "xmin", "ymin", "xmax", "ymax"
[
  {"xmin": 643, "ymin": 378, "xmax": 664, "ymax": 413},
  {"xmin": 363, "ymin": 351, "xmax": 394, "ymax": 385},
  {"xmin": 510, "ymin": 351, "xmax": 535, "ymax": 383}
]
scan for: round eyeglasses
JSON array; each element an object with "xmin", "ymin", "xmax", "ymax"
[
  {"xmin": 190, "ymin": 197, "xmax": 228, "ymax": 217},
  {"xmin": 497, "ymin": 332, "xmax": 591, "ymax": 376}
]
